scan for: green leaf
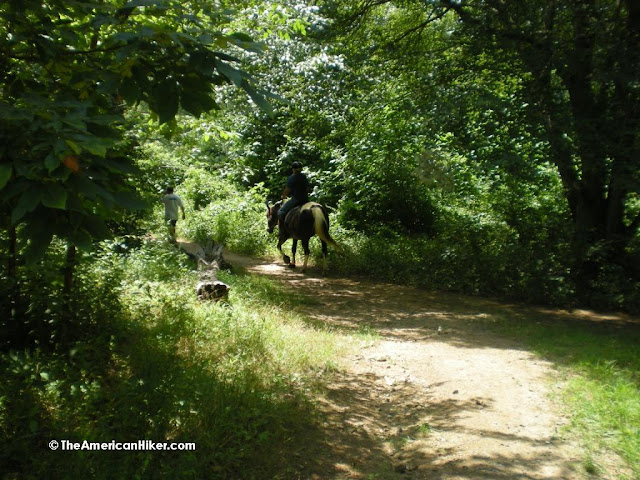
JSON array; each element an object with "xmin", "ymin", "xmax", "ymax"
[
  {"xmin": 23, "ymin": 230, "xmax": 54, "ymax": 265},
  {"xmin": 41, "ymin": 184, "xmax": 67, "ymax": 210},
  {"xmin": 65, "ymin": 140, "xmax": 82, "ymax": 155},
  {"xmin": 119, "ymin": 76, "xmax": 141, "ymax": 104},
  {"xmin": 229, "ymin": 32, "xmax": 253, "ymax": 42},
  {"xmin": 62, "ymin": 117, "xmax": 87, "ymax": 132},
  {"xmin": 18, "ymin": 210, "xmax": 55, "ymax": 263},
  {"xmin": 212, "ymin": 51, "xmax": 240, "ymax": 62},
  {"xmin": 216, "ymin": 60, "xmax": 243, "ymax": 86},
  {"xmin": 188, "ymin": 51, "xmax": 216, "ymax": 76},
  {"xmin": 0, "ymin": 164, "xmax": 12, "ymax": 189},
  {"xmin": 45, "ymin": 154, "xmax": 60, "ymax": 172},
  {"xmin": 72, "ymin": 229, "xmax": 93, "ymax": 251},
  {"xmin": 153, "ymin": 78, "xmax": 179, "ymax": 124},
  {"xmin": 181, "ymin": 89, "xmax": 218, "ymax": 117},
  {"xmin": 102, "ymin": 158, "xmax": 138, "ymax": 174},
  {"xmin": 228, "ymin": 33, "xmax": 263, "ymax": 53},
  {"xmin": 11, "ymin": 189, "xmax": 43, "ymax": 224},
  {"xmin": 178, "ymin": 74, "xmax": 215, "ymax": 116},
  {"xmin": 82, "ymin": 216, "xmax": 111, "ymax": 239},
  {"xmin": 112, "ymin": 191, "xmax": 148, "ymax": 210},
  {"xmin": 241, "ymin": 79, "xmax": 273, "ymax": 115},
  {"xmin": 82, "ymin": 138, "xmax": 108, "ymax": 157}
]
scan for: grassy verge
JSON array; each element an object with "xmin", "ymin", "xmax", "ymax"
[
  {"xmin": 488, "ymin": 313, "xmax": 640, "ymax": 479},
  {"xmin": 0, "ymin": 238, "xmax": 349, "ymax": 479}
]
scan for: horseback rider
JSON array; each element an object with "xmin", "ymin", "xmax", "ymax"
[{"xmin": 278, "ymin": 161, "xmax": 309, "ymax": 227}]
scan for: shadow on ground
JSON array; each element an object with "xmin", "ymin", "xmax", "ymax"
[
  {"xmin": 227, "ymin": 253, "xmax": 638, "ymax": 479},
  {"xmin": 293, "ymin": 367, "xmax": 579, "ymax": 480}
]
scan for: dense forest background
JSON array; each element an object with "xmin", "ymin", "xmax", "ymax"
[
  {"xmin": 1, "ymin": 0, "xmax": 639, "ymax": 478},
  {"xmin": 3, "ymin": 0, "xmax": 639, "ymax": 321}
]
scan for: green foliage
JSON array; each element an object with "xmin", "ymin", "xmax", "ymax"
[
  {"xmin": 180, "ymin": 166, "xmax": 238, "ymax": 211},
  {"xmin": 182, "ymin": 191, "xmax": 272, "ymax": 256},
  {"xmin": 0, "ymin": 237, "xmax": 118, "ymax": 348},
  {"xmin": 330, "ymin": 206, "xmax": 573, "ymax": 305},
  {"xmin": 2, "ymin": 1, "xmax": 640, "ymax": 477},
  {"xmin": 0, "ymin": 0, "xmax": 269, "ymax": 264},
  {"xmin": 334, "ymin": 152, "xmax": 434, "ymax": 235},
  {"xmin": 0, "ymin": 237, "xmax": 344, "ymax": 479}
]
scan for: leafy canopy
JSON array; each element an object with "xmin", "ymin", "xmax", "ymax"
[{"xmin": 0, "ymin": 0, "xmax": 269, "ymax": 260}]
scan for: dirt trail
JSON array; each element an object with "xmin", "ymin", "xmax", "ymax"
[{"xmin": 225, "ymin": 253, "xmax": 597, "ymax": 480}]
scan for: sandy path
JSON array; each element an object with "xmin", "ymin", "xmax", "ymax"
[{"xmin": 225, "ymin": 253, "xmax": 589, "ymax": 480}]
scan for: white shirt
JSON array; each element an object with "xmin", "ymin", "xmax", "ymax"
[{"xmin": 162, "ymin": 193, "xmax": 184, "ymax": 221}]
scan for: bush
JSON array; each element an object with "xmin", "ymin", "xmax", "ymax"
[
  {"xmin": 329, "ymin": 204, "xmax": 575, "ymax": 306},
  {"xmin": 0, "ymin": 237, "xmax": 345, "ymax": 479},
  {"xmin": 334, "ymin": 155, "xmax": 435, "ymax": 235},
  {"xmin": 181, "ymin": 183, "xmax": 273, "ymax": 256},
  {"xmin": 180, "ymin": 166, "xmax": 238, "ymax": 211}
]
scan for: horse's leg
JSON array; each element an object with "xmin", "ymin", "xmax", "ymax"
[
  {"xmin": 321, "ymin": 240, "xmax": 328, "ymax": 274},
  {"xmin": 278, "ymin": 236, "xmax": 290, "ymax": 265},
  {"xmin": 290, "ymin": 239, "xmax": 297, "ymax": 268},
  {"xmin": 301, "ymin": 238, "xmax": 310, "ymax": 272}
]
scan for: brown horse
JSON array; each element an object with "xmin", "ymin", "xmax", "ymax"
[{"xmin": 266, "ymin": 201, "xmax": 340, "ymax": 273}]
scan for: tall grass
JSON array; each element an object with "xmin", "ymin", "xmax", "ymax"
[{"xmin": 0, "ymin": 238, "xmax": 347, "ymax": 479}]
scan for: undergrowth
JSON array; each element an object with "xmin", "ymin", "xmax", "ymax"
[{"xmin": 0, "ymin": 238, "xmax": 347, "ymax": 479}]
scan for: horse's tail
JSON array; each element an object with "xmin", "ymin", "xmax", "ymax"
[{"xmin": 311, "ymin": 205, "xmax": 342, "ymax": 251}]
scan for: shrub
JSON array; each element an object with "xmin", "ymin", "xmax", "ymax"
[
  {"xmin": 334, "ymin": 155, "xmax": 435, "ymax": 235},
  {"xmin": 181, "ymin": 184, "xmax": 273, "ymax": 256},
  {"xmin": 0, "ymin": 236, "xmax": 345, "ymax": 480}
]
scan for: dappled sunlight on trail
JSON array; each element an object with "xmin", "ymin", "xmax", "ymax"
[{"xmin": 224, "ymin": 252, "xmax": 632, "ymax": 479}]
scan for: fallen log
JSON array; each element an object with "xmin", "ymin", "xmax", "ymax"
[{"xmin": 178, "ymin": 239, "xmax": 230, "ymax": 301}]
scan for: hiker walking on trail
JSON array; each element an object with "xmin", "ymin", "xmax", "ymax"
[
  {"xmin": 162, "ymin": 186, "xmax": 185, "ymax": 242},
  {"xmin": 278, "ymin": 161, "xmax": 309, "ymax": 225}
]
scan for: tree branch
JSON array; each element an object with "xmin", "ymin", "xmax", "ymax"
[
  {"xmin": 337, "ymin": 0, "xmax": 395, "ymax": 32},
  {"xmin": 385, "ymin": 8, "xmax": 450, "ymax": 48}
]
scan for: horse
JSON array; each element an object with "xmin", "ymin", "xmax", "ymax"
[{"xmin": 266, "ymin": 200, "xmax": 340, "ymax": 273}]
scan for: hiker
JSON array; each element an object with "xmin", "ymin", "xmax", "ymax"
[{"xmin": 162, "ymin": 187, "xmax": 185, "ymax": 241}]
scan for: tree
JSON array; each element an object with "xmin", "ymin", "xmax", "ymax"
[
  {"xmin": 329, "ymin": 0, "xmax": 639, "ymax": 299},
  {"xmin": 437, "ymin": 0, "xmax": 640, "ymax": 295},
  {"xmin": 0, "ymin": 0, "xmax": 268, "ymax": 339}
]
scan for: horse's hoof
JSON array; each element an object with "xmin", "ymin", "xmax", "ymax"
[
  {"xmin": 287, "ymin": 264, "xmax": 296, "ymax": 269},
  {"xmin": 283, "ymin": 255, "xmax": 291, "ymax": 264}
]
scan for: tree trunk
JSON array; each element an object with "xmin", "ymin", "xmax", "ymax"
[
  {"xmin": 2, "ymin": 225, "xmax": 21, "ymax": 349},
  {"xmin": 60, "ymin": 243, "xmax": 76, "ymax": 343},
  {"xmin": 63, "ymin": 243, "xmax": 76, "ymax": 300}
]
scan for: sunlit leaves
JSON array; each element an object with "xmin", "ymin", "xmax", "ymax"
[{"xmin": 0, "ymin": 0, "xmax": 267, "ymax": 263}]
